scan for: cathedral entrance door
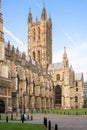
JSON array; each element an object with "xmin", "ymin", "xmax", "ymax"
[{"xmin": 0, "ymin": 100, "xmax": 5, "ymax": 113}]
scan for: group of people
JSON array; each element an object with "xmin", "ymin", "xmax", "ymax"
[{"xmin": 21, "ymin": 113, "xmax": 33, "ymax": 123}]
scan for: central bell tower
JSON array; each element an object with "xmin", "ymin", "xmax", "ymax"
[{"xmin": 28, "ymin": 6, "xmax": 52, "ymax": 71}]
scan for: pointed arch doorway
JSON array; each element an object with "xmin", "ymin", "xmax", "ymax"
[
  {"xmin": 0, "ymin": 100, "xmax": 5, "ymax": 113},
  {"xmin": 55, "ymin": 85, "xmax": 62, "ymax": 108}
]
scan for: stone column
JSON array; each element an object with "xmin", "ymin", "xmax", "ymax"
[
  {"xmin": 36, "ymin": 97, "xmax": 41, "ymax": 110},
  {"xmin": 6, "ymin": 88, "xmax": 9, "ymax": 111},
  {"xmin": 41, "ymin": 97, "xmax": 46, "ymax": 110},
  {"xmin": 25, "ymin": 95, "xmax": 29, "ymax": 113},
  {"xmin": 30, "ymin": 96, "xmax": 35, "ymax": 110},
  {"xmin": 46, "ymin": 98, "xmax": 50, "ymax": 109},
  {"xmin": 16, "ymin": 93, "xmax": 20, "ymax": 115}
]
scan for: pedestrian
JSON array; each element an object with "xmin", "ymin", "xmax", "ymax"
[
  {"xmin": 21, "ymin": 114, "xmax": 25, "ymax": 123},
  {"xmin": 24, "ymin": 113, "xmax": 27, "ymax": 120}
]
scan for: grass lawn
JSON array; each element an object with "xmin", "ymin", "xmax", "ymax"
[
  {"xmin": 51, "ymin": 108, "xmax": 87, "ymax": 115},
  {"xmin": 34, "ymin": 108, "xmax": 87, "ymax": 115},
  {"xmin": 0, "ymin": 114, "xmax": 17, "ymax": 120},
  {"xmin": 0, "ymin": 122, "xmax": 46, "ymax": 130}
]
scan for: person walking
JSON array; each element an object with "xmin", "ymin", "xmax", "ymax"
[{"xmin": 21, "ymin": 114, "xmax": 25, "ymax": 123}]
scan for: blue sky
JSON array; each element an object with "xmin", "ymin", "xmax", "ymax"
[{"xmin": 2, "ymin": 0, "xmax": 87, "ymax": 81}]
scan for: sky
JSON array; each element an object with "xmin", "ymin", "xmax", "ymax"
[{"xmin": 1, "ymin": 0, "xmax": 87, "ymax": 81}]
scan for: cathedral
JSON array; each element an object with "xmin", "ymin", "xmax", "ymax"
[{"xmin": 0, "ymin": 2, "xmax": 84, "ymax": 113}]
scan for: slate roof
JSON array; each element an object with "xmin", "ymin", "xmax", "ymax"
[{"xmin": 48, "ymin": 62, "xmax": 62, "ymax": 71}]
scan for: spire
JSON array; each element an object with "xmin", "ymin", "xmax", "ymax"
[
  {"xmin": 49, "ymin": 13, "xmax": 51, "ymax": 20},
  {"xmin": 36, "ymin": 16, "xmax": 38, "ymax": 22},
  {"xmin": 0, "ymin": 0, "xmax": 4, "ymax": 42},
  {"xmin": 28, "ymin": 8, "xmax": 32, "ymax": 23},
  {"xmin": 0, "ymin": 0, "xmax": 2, "ymax": 19},
  {"xmin": 41, "ymin": 4, "xmax": 46, "ymax": 20},
  {"xmin": 62, "ymin": 47, "xmax": 69, "ymax": 68},
  {"xmin": 0, "ymin": 0, "xmax": 1, "ymax": 13},
  {"xmin": 63, "ymin": 47, "xmax": 67, "ymax": 59},
  {"xmin": 0, "ymin": 0, "xmax": 5, "ymax": 61},
  {"xmin": 48, "ymin": 13, "xmax": 52, "ymax": 26}
]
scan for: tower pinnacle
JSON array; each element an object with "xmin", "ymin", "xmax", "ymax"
[
  {"xmin": 63, "ymin": 47, "xmax": 67, "ymax": 59},
  {"xmin": 62, "ymin": 47, "xmax": 69, "ymax": 68},
  {"xmin": 28, "ymin": 8, "xmax": 32, "ymax": 23},
  {"xmin": 41, "ymin": 4, "xmax": 46, "ymax": 20},
  {"xmin": 0, "ymin": 0, "xmax": 1, "ymax": 13},
  {"xmin": 0, "ymin": 0, "xmax": 5, "ymax": 61}
]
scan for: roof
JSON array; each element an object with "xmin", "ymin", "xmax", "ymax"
[
  {"xmin": 48, "ymin": 62, "xmax": 62, "ymax": 71},
  {"xmin": 75, "ymin": 73, "xmax": 83, "ymax": 80}
]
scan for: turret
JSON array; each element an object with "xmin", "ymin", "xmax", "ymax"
[
  {"xmin": 36, "ymin": 16, "xmax": 38, "ymax": 23},
  {"xmin": 0, "ymin": 0, "xmax": 4, "ymax": 41},
  {"xmin": 41, "ymin": 5, "xmax": 46, "ymax": 20},
  {"xmin": 48, "ymin": 15, "xmax": 52, "ymax": 26},
  {"xmin": 28, "ymin": 8, "xmax": 32, "ymax": 23},
  {"xmin": 62, "ymin": 47, "xmax": 69, "ymax": 68},
  {"xmin": 0, "ymin": 0, "xmax": 5, "ymax": 61}
]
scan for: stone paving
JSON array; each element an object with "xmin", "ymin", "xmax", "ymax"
[{"xmin": 27, "ymin": 113, "xmax": 87, "ymax": 130}]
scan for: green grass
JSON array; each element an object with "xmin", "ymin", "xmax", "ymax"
[
  {"xmin": 51, "ymin": 108, "xmax": 87, "ymax": 115},
  {"xmin": 33, "ymin": 108, "xmax": 87, "ymax": 115},
  {"xmin": 0, "ymin": 122, "xmax": 46, "ymax": 130},
  {"xmin": 0, "ymin": 114, "xmax": 17, "ymax": 120}
]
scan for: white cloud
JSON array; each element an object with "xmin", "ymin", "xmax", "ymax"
[
  {"xmin": 4, "ymin": 27, "xmax": 24, "ymax": 45},
  {"xmin": 64, "ymin": 31, "xmax": 73, "ymax": 43},
  {"xmin": 4, "ymin": 27, "xmax": 27, "ymax": 54}
]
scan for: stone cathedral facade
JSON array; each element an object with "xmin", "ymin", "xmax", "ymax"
[{"xmin": 0, "ymin": 3, "xmax": 84, "ymax": 113}]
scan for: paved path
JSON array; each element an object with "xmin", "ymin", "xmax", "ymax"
[
  {"xmin": 28, "ymin": 114, "xmax": 87, "ymax": 130},
  {"xmin": 0, "ymin": 114, "xmax": 87, "ymax": 130}
]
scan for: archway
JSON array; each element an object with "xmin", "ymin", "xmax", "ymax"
[
  {"xmin": 55, "ymin": 85, "xmax": 62, "ymax": 107},
  {"xmin": 0, "ymin": 100, "xmax": 5, "ymax": 113}
]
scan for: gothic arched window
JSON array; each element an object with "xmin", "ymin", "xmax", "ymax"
[
  {"xmin": 38, "ymin": 50, "xmax": 40, "ymax": 63},
  {"xmin": 55, "ymin": 85, "xmax": 61, "ymax": 105},
  {"xmin": 33, "ymin": 80, "xmax": 35, "ymax": 94},
  {"xmin": 33, "ymin": 28, "xmax": 35, "ymax": 41},
  {"xmin": 17, "ymin": 74, "xmax": 20, "ymax": 91},
  {"xmin": 56, "ymin": 74, "xmax": 60, "ymax": 81},
  {"xmin": 76, "ymin": 81, "xmax": 78, "ymax": 87},
  {"xmin": 38, "ymin": 27, "xmax": 40, "ymax": 40},
  {"xmin": 26, "ymin": 78, "xmax": 28, "ymax": 92},
  {"xmin": 75, "ymin": 96, "xmax": 78, "ymax": 102},
  {"xmin": 33, "ymin": 51, "xmax": 35, "ymax": 61}
]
